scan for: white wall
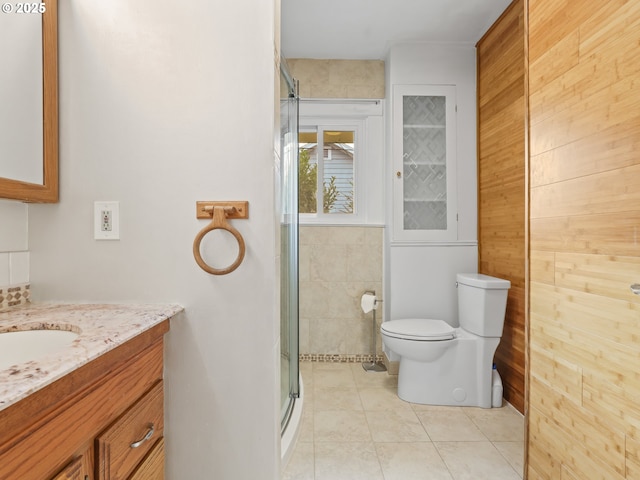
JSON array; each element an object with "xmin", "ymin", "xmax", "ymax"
[
  {"xmin": 28, "ymin": 1, "xmax": 280, "ymax": 478},
  {"xmin": 384, "ymin": 43, "xmax": 478, "ymax": 341},
  {"xmin": 389, "ymin": 245, "xmax": 476, "ymax": 325}
]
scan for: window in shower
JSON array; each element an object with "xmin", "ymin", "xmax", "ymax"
[
  {"xmin": 299, "ymin": 126, "xmax": 357, "ymax": 216},
  {"xmin": 297, "ymin": 100, "xmax": 383, "ymax": 225}
]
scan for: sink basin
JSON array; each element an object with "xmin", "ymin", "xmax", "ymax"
[{"xmin": 0, "ymin": 329, "xmax": 79, "ymax": 371}]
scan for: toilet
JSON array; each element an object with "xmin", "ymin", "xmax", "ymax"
[{"xmin": 380, "ymin": 273, "xmax": 510, "ymax": 408}]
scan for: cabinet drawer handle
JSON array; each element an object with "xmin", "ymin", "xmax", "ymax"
[{"xmin": 130, "ymin": 424, "xmax": 155, "ymax": 448}]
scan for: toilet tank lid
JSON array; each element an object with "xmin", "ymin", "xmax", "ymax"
[
  {"xmin": 457, "ymin": 273, "xmax": 511, "ymax": 289},
  {"xmin": 381, "ymin": 319, "xmax": 455, "ymax": 340}
]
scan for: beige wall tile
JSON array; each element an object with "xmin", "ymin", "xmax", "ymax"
[
  {"xmin": 347, "ymin": 244, "xmax": 383, "ymax": 282},
  {"xmin": 298, "ymin": 243, "xmax": 311, "ymax": 281},
  {"xmin": 327, "ymin": 60, "xmax": 384, "ymax": 86},
  {"xmin": 299, "ymin": 226, "xmax": 383, "ymax": 356},
  {"xmin": 299, "ymin": 311, "xmax": 310, "ymax": 353},
  {"xmin": 287, "ymin": 59, "xmax": 385, "ymax": 99},
  {"xmin": 287, "ymin": 59, "xmax": 331, "ymax": 84},
  {"xmin": 347, "ymin": 85, "xmax": 386, "ymax": 99},
  {"xmin": 300, "ymin": 280, "xmax": 331, "ymax": 319},
  {"xmin": 310, "ymin": 84, "xmax": 349, "ymax": 98},
  {"xmin": 310, "ymin": 244, "xmax": 348, "ymax": 281},
  {"xmin": 297, "ymin": 84, "xmax": 312, "ymax": 98}
]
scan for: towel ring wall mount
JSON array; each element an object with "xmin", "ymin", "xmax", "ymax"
[{"xmin": 193, "ymin": 201, "xmax": 248, "ymax": 275}]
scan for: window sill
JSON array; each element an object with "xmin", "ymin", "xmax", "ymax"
[{"xmin": 299, "ymin": 216, "xmax": 385, "ymax": 228}]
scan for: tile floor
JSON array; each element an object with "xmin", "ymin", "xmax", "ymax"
[{"xmin": 282, "ymin": 362, "xmax": 524, "ymax": 480}]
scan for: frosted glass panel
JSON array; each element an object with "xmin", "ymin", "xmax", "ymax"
[{"xmin": 402, "ymin": 95, "xmax": 447, "ymax": 230}]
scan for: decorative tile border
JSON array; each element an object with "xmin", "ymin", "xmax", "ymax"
[
  {"xmin": 0, "ymin": 284, "xmax": 31, "ymax": 311},
  {"xmin": 300, "ymin": 353, "xmax": 384, "ymax": 363}
]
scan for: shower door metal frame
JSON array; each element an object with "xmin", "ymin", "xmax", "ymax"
[{"xmin": 280, "ymin": 58, "xmax": 300, "ymax": 433}]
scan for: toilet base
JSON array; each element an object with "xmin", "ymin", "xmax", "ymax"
[
  {"xmin": 395, "ymin": 334, "xmax": 499, "ymax": 408},
  {"xmin": 396, "ymin": 358, "xmax": 479, "ymax": 407}
]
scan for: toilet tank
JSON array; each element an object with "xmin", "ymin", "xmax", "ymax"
[{"xmin": 457, "ymin": 273, "xmax": 511, "ymax": 337}]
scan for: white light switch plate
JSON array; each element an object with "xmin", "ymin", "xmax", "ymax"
[{"xmin": 94, "ymin": 201, "xmax": 120, "ymax": 240}]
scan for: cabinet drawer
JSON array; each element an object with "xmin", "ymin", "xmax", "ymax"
[
  {"xmin": 129, "ymin": 436, "xmax": 164, "ymax": 480},
  {"xmin": 96, "ymin": 381, "xmax": 164, "ymax": 480}
]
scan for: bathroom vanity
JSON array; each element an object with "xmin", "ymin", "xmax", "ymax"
[{"xmin": 0, "ymin": 303, "xmax": 182, "ymax": 480}]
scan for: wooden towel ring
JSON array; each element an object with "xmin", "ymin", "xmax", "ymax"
[{"xmin": 193, "ymin": 206, "xmax": 246, "ymax": 275}]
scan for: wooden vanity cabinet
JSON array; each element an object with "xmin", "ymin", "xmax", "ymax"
[
  {"xmin": 128, "ymin": 437, "xmax": 164, "ymax": 480},
  {"xmin": 51, "ymin": 446, "xmax": 94, "ymax": 480},
  {"xmin": 0, "ymin": 320, "xmax": 169, "ymax": 480},
  {"xmin": 96, "ymin": 381, "xmax": 164, "ymax": 480}
]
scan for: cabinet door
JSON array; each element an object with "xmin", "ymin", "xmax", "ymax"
[
  {"xmin": 392, "ymin": 84, "xmax": 457, "ymax": 242},
  {"xmin": 50, "ymin": 447, "xmax": 94, "ymax": 480}
]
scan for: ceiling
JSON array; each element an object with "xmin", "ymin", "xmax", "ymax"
[{"xmin": 281, "ymin": 0, "xmax": 513, "ymax": 60}]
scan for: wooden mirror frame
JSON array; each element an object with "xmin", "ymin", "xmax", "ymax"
[{"xmin": 0, "ymin": 0, "xmax": 58, "ymax": 202}]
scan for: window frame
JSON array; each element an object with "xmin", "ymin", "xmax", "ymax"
[
  {"xmin": 299, "ymin": 121, "xmax": 362, "ymax": 219},
  {"xmin": 298, "ymin": 100, "xmax": 382, "ymax": 225}
]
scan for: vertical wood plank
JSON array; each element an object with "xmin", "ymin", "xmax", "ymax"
[{"xmin": 477, "ymin": 0, "xmax": 526, "ymax": 414}]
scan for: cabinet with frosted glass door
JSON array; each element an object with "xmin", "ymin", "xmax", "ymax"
[{"xmin": 392, "ymin": 85, "xmax": 457, "ymax": 242}]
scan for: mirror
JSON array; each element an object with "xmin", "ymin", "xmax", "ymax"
[{"xmin": 0, "ymin": 0, "xmax": 58, "ymax": 202}]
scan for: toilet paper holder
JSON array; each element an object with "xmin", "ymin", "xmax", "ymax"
[
  {"xmin": 361, "ymin": 290, "xmax": 386, "ymax": 373},
  {"xmin": 361, "ymin": 290, "xmax": 380, "ymax": 313}
]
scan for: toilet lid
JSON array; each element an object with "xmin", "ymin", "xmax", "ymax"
[{"xmin": 381, "ymin": 319, "xmax": 456, "ymax": 341}]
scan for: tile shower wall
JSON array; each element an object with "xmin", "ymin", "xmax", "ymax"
[
  {"xmin": 288, "ymin": 59, "xmax": 386, "ymax": 360},
  {"xmin": 286, "ymin": 59, "xmax": 385, "ymax": 99},
  {"xmin": 299, "ymin": 226, "xmax": 383, "ymax": 357}
]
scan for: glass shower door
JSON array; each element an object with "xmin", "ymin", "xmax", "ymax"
[{"xmin": 280, "ymin": 61, "xmax": 299, "ymax": 432}]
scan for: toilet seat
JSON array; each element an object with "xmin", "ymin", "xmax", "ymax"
[{"xmin": 381, "ymin": 319, "xmax": 456, "ymax": 341}]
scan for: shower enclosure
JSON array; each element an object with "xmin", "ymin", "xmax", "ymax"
[{"xmin": 279, "ymin": 59, "xmax": 300, "ymax": 434}]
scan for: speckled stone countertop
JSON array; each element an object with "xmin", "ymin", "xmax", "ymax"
[{"xmin": 0, "ymin": 303, "xmax": 183, "ymax": 412}]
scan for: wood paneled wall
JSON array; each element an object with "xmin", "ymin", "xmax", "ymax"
[
  {"xmin": 528, "ymin": 0, "xmax": 640, "ymax": 478},
  {"xmin": 477, "ymin": 0, "xmax": 526, "ymax": 414}
]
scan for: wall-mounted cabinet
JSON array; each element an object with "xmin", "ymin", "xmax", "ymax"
[{"xmin": 392, "ymin": 84, "xmax": 457, "ymax": 243}]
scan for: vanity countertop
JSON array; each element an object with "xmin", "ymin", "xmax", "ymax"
[{"xmin": 0, "ymin": 303, "xmax": 183, "ymax": 412}]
